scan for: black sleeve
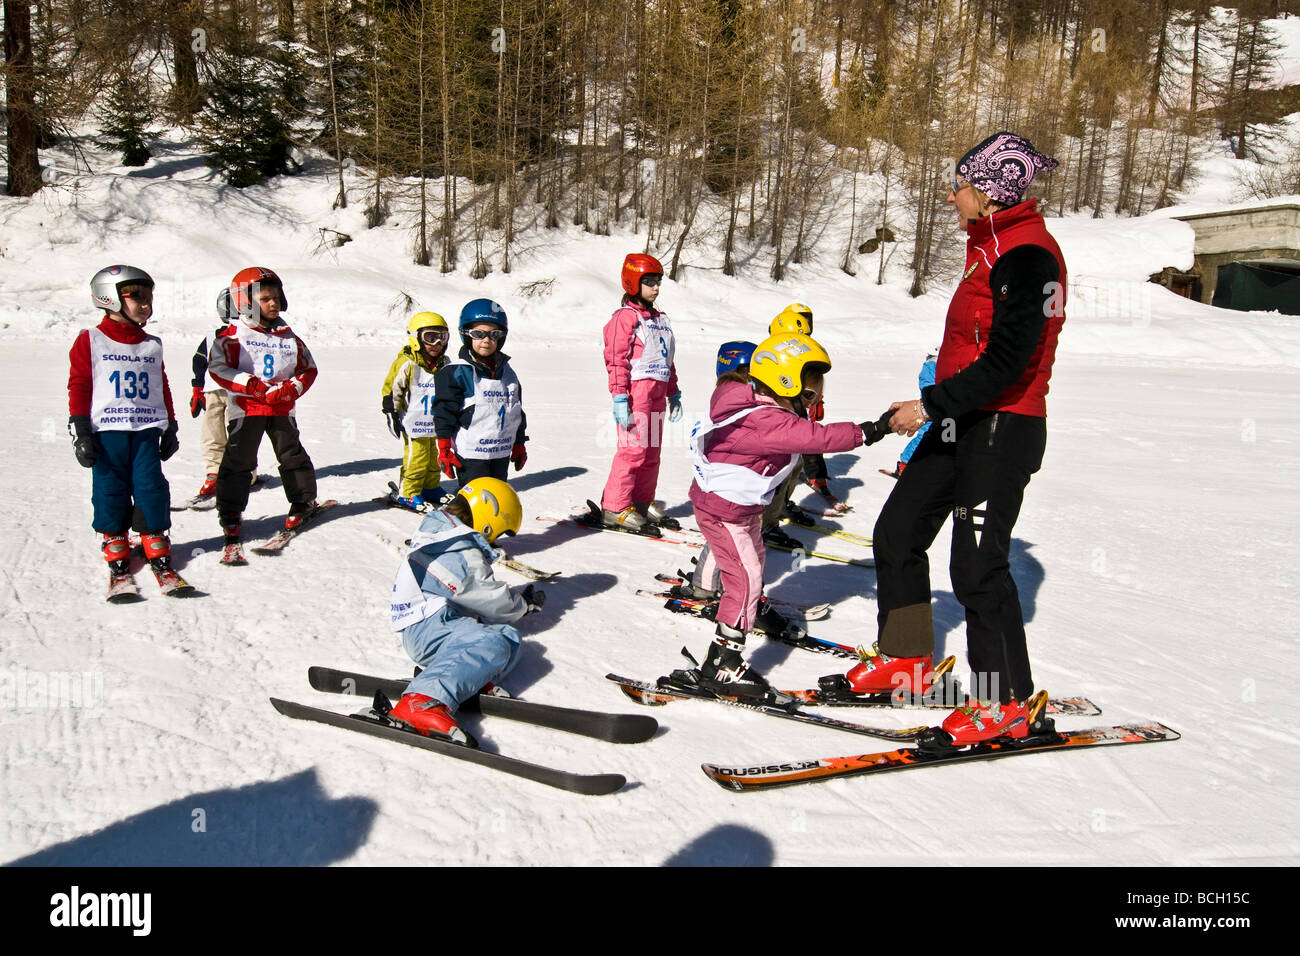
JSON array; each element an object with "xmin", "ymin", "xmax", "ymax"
[
  {"xmin": 191, "ymin": 336, "xmax": 209, "ymax": 390},
  {"xmin": 433, "ymin": 364, "xmax": 468, "ymax": 439},
  {"xmin": 923, "ymin": 245, "xmax": 1060, "ymax": 421}
]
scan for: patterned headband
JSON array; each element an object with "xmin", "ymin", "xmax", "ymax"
[{"xmin": 956, "ymin": 131, "xmax": 1059, "ymax": 205}]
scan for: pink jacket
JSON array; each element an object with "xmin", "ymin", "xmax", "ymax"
[
  {"xmin": 602, "ymin": 299, "xmax": 679, "ymax": 396},
  {"xmin": 689, "ymin": 380, "xmax": 864, "ymax": 522}
]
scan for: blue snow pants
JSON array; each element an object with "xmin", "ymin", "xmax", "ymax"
[
  {"xmin": 400, "ymin": 608, "xmax": 521, "ymax": 712},
  {"xmin": 91, "ymin": 430, "xmax": 171, "ymax": 533}
]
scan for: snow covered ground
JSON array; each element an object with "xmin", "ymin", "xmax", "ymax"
[{"xmin": 3, "ymin": 128, "xmax": 1299, "ymax": 866}]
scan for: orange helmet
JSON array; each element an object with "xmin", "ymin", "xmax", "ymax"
[
  {"xmin": 621, "ymin": 253, "xmax": 664, "ymax": 297},
  {"xmin": 229, "ymin": 266, "xmax": 287, "ymax": 318}
]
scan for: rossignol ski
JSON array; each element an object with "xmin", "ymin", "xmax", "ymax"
[{"xmin": 701, "ymin": 721, "xmax": 1180, "ymax": 792}]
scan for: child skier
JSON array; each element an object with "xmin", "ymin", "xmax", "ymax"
[
  {"xmin": 768, "ymin": 303, "xmax": 847, "ymax": 513},
  {"xmin": 188, "ymin": 287, "xmax": 257, "ymax": 503},
  {"xmin": 207, "ymin": 267, "xmax": 320, "ymax": 542},
  {"xmin": 68, "ymin": 265, "xmax": 182, "ymax": 595},
  {"xmin": 433, "ymin": 298, "xmax": 527, "ymax": 489},
  {"xmin": 381, "ymin": 311, "xmax": 452, "ymax": 509},
  {"xmin": 668, "ymin": 331, "xmax": 886, "ymax": 699},
  {"xmin": 598, "ymin": 253, "xmax": 682, "ymax": 532},
  {"xmin": 387, "ymin": 477, "xmax": 546, "ymax": 745}
]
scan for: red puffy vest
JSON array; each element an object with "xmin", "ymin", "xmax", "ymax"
[{"xmin": 934, "ymin": 200, "xmax": 1067, "ymax": 417}]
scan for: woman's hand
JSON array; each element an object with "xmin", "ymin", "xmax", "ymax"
[{"xmin": 887, "ymin": 399, "xmax": 929, "ymax": 437}]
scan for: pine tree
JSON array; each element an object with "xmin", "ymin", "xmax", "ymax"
[
  {"xmin": 96, "ymin": 66, "xmax": 157, "ymax": 167},
  {"xmin": 197, "ymin": 26, "xmax": 308, "ymax": 187}
]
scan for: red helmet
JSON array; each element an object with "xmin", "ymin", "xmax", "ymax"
[
  {"xmin": 229, "ymin": 266, "xmax": 287, "ymax": 318},
  {"xmin": 621, "ymin": 253, "xmax": 664, "ymax": 297}
]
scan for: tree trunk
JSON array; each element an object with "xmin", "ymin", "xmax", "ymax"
[
  {"xmin": 322, "ymin": 0, "xmax": 347, "ymax": 209},
  {"xmin": 277, "ymin": 0, "xmax": 294, "ymax": 43},
  {"xmin": 4, "ymin": 0, "xmax": 43, "ymax": 197}
]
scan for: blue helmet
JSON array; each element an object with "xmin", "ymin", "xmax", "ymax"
[
  {"xmin": 716, "ymin": 340, "xmax": 757, "ymax": 377},
  {"xmin": 459, "ymin": 298, "xmax": 508, "ymax": 331}
]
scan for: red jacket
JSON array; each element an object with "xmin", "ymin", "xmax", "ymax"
[
  {"xmin": 68, "ymin": 316, "xmax": 177, "ymax": 420},
  {"xmin": 934, "ymin": 200, "xmax": 1066, "ymax": 417},
  {"xmin": 207, "ymin": 317, "xmax": 318, "ymax": 418}
]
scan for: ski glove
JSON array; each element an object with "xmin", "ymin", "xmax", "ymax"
[
  {"xmin": 69, "ymin": 415, "xmax": 97, "ymax": 468},
  {"xmin": 860, "ymin": 410, "xmax": 894, "ymax": 446},
  {"xmin": 511, "ymin": 443, "xmax": 527, "ymax": 472},
  {"xmin": 436, "ymin": 438, "xmax": 463, "ymax": 479},
  {"xmin": 382, "ymin": 395, "xmax": 405, "ymax": 438},
  {"xmin": 521, "ymin": 584, "xmax": 547, "ymax": 614},
  {"xmin": 612, "ymin": 394, "xmax": 631, "ymax": 428},
  {"xmin": 263, "ymin": 382, "xmax": 296, "ymax": 406},
  {"xmin": 160, "ymin": 421, "xmax": 180, "ymax": 462},
  {"xmin": 668, "ymin": 391, "xmax": 683, "ymax": 423},
  {"xmin": 190, "ymin": 387, "xmax": 206, "ymax": 418},
  {"xmin": 246, "ymin": 378, "xmax": 269, "ymax": 401}
]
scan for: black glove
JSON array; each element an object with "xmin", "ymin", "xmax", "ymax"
[
  {"xmin": 160, "ymin": 421, "xmax": 180, "ymax": 461},
  {"xmin": 69, "ymin": 415, "xmax": 98, "ymax": 468},
  {"xmin": 521, "ymin": 584, "xmax": 547, "ymax": 614},
  {"xmin": 382, "ymin": 395, "xmax": 405, "ymax": 438},
  {"xmin": 860, "ymin": 410, "xmax": 895, "ymax": 446}
]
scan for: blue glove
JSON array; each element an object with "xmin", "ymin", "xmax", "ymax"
[
  {"xmin": 613, "ymin": 395, "xmax": 631, "ymax": 427},
  {"xmin": 668, "ymin": 391, "xmax": 683, "ymax": 423}
]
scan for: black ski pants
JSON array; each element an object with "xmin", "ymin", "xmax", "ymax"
[
  {"xmin": 216, "ymin": 415, "xmax": 316, "ymax": 518},
  {"xmin": 872, "ymin": 410, "xmax": 1046, "ymax": 703},
  {"xmin": 455, "ymin": 456, "xmax": 510, "ymax": 489}
]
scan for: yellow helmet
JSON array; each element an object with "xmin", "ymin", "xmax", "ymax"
[
  {"xmin": 749, "ymin": 331, "xmax": 832, "ymax": 398},
  {"xmin": 457, "ymin": 478, "xmax": 523, "ymax": 543},
  {"xmin": 407, "ymin": 311, "xmax": 449, "ymax": 353},
  {"xmin": 768, "ymin": 302, "xmax": 814, "ymax": 336}
]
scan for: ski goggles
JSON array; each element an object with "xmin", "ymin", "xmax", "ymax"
[
  {"xmin": 640, "ymin": 275, "xmax": 662, "ymax": 287},
  {"xmin": 418, "ymin": 328, "xmax": 449, "ymax": 344},
  {"xmin": 466, "ymin": 329, "xmax": 506, "ymax": 342}
]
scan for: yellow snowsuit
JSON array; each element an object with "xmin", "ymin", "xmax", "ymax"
[{"xmin": 382, "ymin": 346, "xmax": 445, "ymax": 498}]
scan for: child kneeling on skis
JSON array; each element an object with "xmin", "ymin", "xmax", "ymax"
[
  {"xmin": 388, "ymin": 478, "xmax": 545, "ymax": 744},
  {"xmin": 675, "ymin": 331, "xmax": 887, "ymax": 699}
]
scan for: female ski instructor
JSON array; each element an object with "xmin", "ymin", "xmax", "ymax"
[{"xmin": 845, "ymin": 131, "xmax": 1068, "ymax": 746}]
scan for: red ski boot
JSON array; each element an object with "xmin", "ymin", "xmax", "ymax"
[
  {"xmin": 937, "ymin": 690, "xmax": 1050, "ymax": 746},
  {"xmin": 196, "ymin": 473, "xmax": 217, "ymax": 497},
  {"xmin": 102, "ymin": 532, "xmax": 130, "ymax": 570},
  {"xmin": 285, "ymin": 500, "xmax": 319, "ymax": 531},
  {"xmin": 389, "ymin": 693, "xmax": 473, "ymax": 746},
  {"xmin": 843, "ymin": 643, "xmax": 953, "ymax": 697}
]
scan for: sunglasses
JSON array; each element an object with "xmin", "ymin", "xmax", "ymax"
[
  {"xmin": 800, "ymin": 388, "xmax": 821, "ymax": 404},
  {"xmin": 641, "ymin": 275, "xmax": 662, "ymax": 287},
  {"xmin": 952, "ymin": 176, "xmax": 972, "ymax": 194},
  {"xmin": 467, "ymin": 329, "xmax": 506, "ymax": 342},
  {"xmin": 418, "ymin": 329, "xmax": 449, "ymax": 343}
]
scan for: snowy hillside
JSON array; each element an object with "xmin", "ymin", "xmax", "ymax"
[{"xmin": 3, "ymin": 100, "xmax": 1300, "ymax": 868}]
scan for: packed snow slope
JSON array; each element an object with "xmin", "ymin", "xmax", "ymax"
[{"xmin": 1, "ymin": 136, "xmax": 1297, "ymax": 866}]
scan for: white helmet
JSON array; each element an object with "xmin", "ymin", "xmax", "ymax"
[{"xmin": 91, "ymin": 265, "xmax": 154, "ymax": 313}]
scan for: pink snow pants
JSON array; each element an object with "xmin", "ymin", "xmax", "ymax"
[
  {"xmin": 601, "ymin": 377, "xmax": 672, "ymax": 512},
  {"xmin": 695, "ymin": 508, "xmax": 765, "ymax": 632}
]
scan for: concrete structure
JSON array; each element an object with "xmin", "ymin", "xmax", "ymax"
[{"xmin": 1173, "ymin": 203, "xmax": 1300, "ymax": 304}]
